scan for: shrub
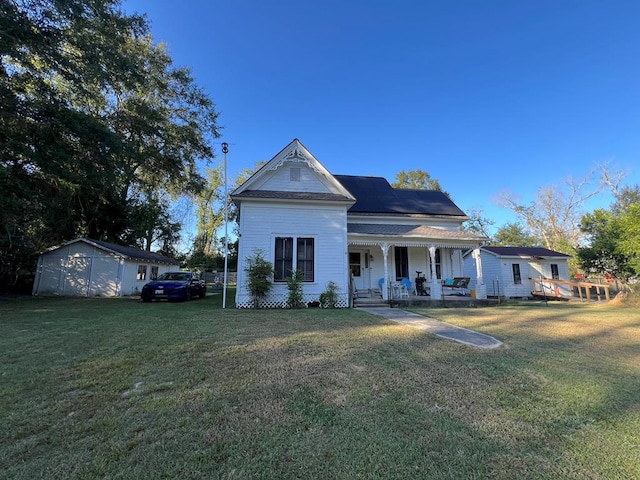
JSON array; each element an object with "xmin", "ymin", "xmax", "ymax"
[
  {"xmin": 319, "ymin": 281, "xmax": 340, "ymax": 308},
  {"xmin": 244, "ymin": 249, "xmax": 273, "ymax": 308},
  {"xmin": 286, "ymin": 270, "xmax": 305, "ymax": 308}
]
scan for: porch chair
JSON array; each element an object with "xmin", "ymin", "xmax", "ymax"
[
  {"xmin": 401, "ymin": 277, "xmax": 414, "ymax": 296},
  {"xmin": 391, "ymin": 279, "xmax": 409, "ymax": 299}
]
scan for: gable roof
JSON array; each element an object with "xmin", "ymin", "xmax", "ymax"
[
  {"xmin": 334, "ymin": 175, "xmax": 467, "ymax": 217},
  {"xmin": 44, "ymin": 238, "xmax": 180, "ymax": 265},
  {"xmin": 480, "ymin": 246, "xmax": 572, "ymax": 259},
  {"xmin": 231, "ymin": 138, "xmax": 355, "ymax": 203}
]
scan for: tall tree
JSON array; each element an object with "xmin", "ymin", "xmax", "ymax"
[
  {"xmin": 493, "ymin": 222, "xmax": 540, "ymax": 247},
  {"xmin": 0, "ymin": 0, "xmax": 220, "ymax": 288},
  {"xmin": 391, "ymin": 169, "xmax": 449, "ymax": 197},
  {"xmin": 187, "ymin": 161, "xmax": 265, "ymax": 270},
  {"xmin": 577, "ymin": 209, "xmax": 635, "ymax": 281},
  {"xmin": 576, "ymin": 184, "xmax": 640, "ymax": 281},
  {"xmin": 495, "ymin": 169, "xmax": 608, "ymax": 253},
  {"xmin": 462, "ymin": 207, "xmax": 494, "ymax": 239}
]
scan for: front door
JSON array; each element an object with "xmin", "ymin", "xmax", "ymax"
[{"xmin": 349, "ymin": 250, "xmax": 371, "ymax": 292}]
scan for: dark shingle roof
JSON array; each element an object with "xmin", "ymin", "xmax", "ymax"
[
  {"xmin": 334, "ymin": 175, "xmax": 466, "ymax": 216},
  {"xmin": 482, "ymin": 246, "xmax": 571, "ymax": 258},
  {"xmin": 81, "ymin": 238, "xmax": 180, "ymax": 264}
]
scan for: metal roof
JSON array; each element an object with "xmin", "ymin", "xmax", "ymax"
[{"xmin": 348, "ymin": 223, "xmax": 485, "ymax": 241}]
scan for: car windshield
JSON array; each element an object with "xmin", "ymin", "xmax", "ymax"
[{"xmin": 157, "ymin": 272, "xmax": 191, "ymax": 281}]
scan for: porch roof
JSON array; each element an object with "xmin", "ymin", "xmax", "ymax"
[{"xmin": 347, "ymin": 223, "xmax": 486, "ymax": 241}]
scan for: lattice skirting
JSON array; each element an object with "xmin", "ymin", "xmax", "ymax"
[{"xmin": 236, "ymin": 292, "xmax": 349, "ymax": 309}]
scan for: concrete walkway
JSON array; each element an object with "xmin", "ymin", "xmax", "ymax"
[{"xmin": 358, "ymin": 307, "xmax": 502, "ymax": 349}]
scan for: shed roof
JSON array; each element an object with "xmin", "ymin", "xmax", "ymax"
[
  {"xmin": 44, "ymin": 238, "xmax": 180, "ymax": 265},
  {"xmin": 481, "ymin": 246, "xmax": 571, "ymax": 258},
  {"xmin": 334, "ymin": 175, "xmax": 467, "ymax": 217}
]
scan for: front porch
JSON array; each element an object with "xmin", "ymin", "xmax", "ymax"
[{"xmin": 349, "ymin": 241, "xmax": 489, "ymax": 302}]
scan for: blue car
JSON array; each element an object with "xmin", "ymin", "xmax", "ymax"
[{"xmin": 141, "ymin": 272, "xmax": 206, "ymax": 302}]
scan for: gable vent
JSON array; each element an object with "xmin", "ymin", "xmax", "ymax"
[{"xmin": 290, "ymin": 167, "xmax": 301, "ymax": 182}]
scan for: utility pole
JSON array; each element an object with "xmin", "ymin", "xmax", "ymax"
[{"xmin": 222, "ymin": 142, "xmax": 229, "ymax": 309}]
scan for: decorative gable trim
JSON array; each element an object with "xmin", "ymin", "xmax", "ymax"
[{"xmin": 232, "ymin": 139, "xmax": 355, "ymax": 200}]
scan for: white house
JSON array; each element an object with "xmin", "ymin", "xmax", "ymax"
[
  {"xmin": 463, "ymin": 246, "xmax": 572, "ymax": 299},
  {"xmin": 32, "ymin": 238, "xmax": 180, "ymax": 297},
  {"xmin": 231, "ymin": 139, "xmax": 489, "ymax": 308}
]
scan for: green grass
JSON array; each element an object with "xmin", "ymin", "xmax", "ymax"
[{"xmin": 1, "ymin": 295, "xmax": 639, "ymax": 479}]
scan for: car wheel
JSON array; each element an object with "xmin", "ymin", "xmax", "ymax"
[{"xmin": 142, "ymin": 298, "xmax": 151, "ymax": 303}]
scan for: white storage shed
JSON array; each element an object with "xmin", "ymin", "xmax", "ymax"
[{"xmin": 32, "ymin": 238, "xmax": 180, "ymax": 297}]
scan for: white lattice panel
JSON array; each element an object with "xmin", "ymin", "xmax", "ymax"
[{"xmin": 235, "ymin": 292, "xmax": 349, "ymax": 309}]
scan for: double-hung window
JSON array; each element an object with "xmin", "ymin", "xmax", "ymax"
[
  {"xmin": 137, "ymin": 264, "xmax": 147, "ymax": 281},
  {"xmin": 394, "ymin": 246, "xmax": 409, "ymax": 280},
  {"xmin": 274, "ymin": 237, "xmax": 314, "ymax": 282},
  {"xmin": 512, "ymin": 264, "xmax": 522, "ymax": 284},
  {"xmin": 550, "ymin": 264, "xmax": 559, "ymax": 280}
]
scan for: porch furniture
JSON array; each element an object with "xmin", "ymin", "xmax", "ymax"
[
  {"xmin": 442, "ymin": 277, "xmax": 470, "ymax": 296},
  {"xmin": 391, "ymin": 281, "xmax": 409, "ymax": 299},
  {"xmin": 414, "ymin": 271, "xmax": 429, "ymax": 296},
  {"xmin": 401, "ymin": 277, "xmax": 414, "ymax": 295}
]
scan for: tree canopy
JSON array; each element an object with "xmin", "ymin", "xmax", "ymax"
[
  {"xmin": 391, "ymin": 169, "xmax": 449, "ymax": 197},
  {"xmin": 577, "ymin": 185, "xmax": 640, "ymax": 281},
  {"xmin": 1, "ymin": 0, "xmax": 220, "ymax": 288},
  {"xmin": 492, "ymin": 222, "xmax": 540, "ymax": 247}
]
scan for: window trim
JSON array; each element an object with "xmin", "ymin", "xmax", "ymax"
[
  {"xmin": 512, "ymin": 263, "xmax": 522, "ymax": 285},
  {"xmin": 137, "ymin": 264, "xmax": 148, "ymax": 281},
  {"xmin": 273, "ymin": 236, "xmax": 316, "ymax": 283},
  {"xmin": 394, "ymin": 246, "xmax": 409, "ymax": 280},
  {"xmin": 296, "ymin": 237, "xmax": 314, "ymax": 282},
  {"xmin": 550, "ymin": 264, "xmax": 559, "ymax": 280},
  {"xmin": 349, "ymin": 252, "xmax": 362, "ymax": 277}
]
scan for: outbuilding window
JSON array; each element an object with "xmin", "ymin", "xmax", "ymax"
[
  {"xmin": 137, "ymin": 264, "xmax": 147, "ymax": 281},
  {"xmin": 512, "ymin": 264, "xmax": 521, "ymax": 285},
  {"xmin": 150, "ymin": 266, "xmax": 159, "ymax": 280}
]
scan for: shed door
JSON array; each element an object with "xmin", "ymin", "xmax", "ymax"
[{"xmin": 64, "ymin": 256, "xmax": 91, "ymax": 296}]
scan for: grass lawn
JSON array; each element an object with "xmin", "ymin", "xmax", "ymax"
[{"xmin": 1, "ymin": 293, "xmax": 639, "ymax": 479}]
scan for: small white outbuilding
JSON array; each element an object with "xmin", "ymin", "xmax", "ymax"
[
  {"xmin": 463, "ymin": 246, "xmax": 572, "ymax": 299},
  {"xmin": 32, "ymin": 238, "xmax": 180, "ymax": 297}
]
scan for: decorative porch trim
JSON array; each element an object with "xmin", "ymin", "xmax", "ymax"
[{"xmin": 349, "ymin": 240, "xmax": 480, "ymax": 249}]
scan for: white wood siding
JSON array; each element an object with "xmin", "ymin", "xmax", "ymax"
[
  {"xmin": 464, "ymin": 252, "xmax": 571, "ymax": 298},
  {"xmin": 252, "ymin": 162, "xmax": 335, "ymax": 194},
  {"xmin": 236, "ymin": 202, "xmax": 348, "ymax": 307}
]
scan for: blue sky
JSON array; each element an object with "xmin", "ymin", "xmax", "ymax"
[{"xmin": 124, "ymin": 0, "xmax": 640, "ymax": 232}]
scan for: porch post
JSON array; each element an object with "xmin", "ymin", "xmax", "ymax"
[
  {"xmin": 381, "ymin": 242, "xmax": 390, "ymax": 300},
  {"xmin": 429, "ymin": 245, "xmax": 442, "ymax": 298},
  {"xmin": 472, "ymin": 247, "xmax": 487, "ymax": 299}
]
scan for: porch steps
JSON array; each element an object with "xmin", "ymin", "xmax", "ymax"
[{"xmin": 353, "ymin": 296, "xmax": 389, "ymax": 308}]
